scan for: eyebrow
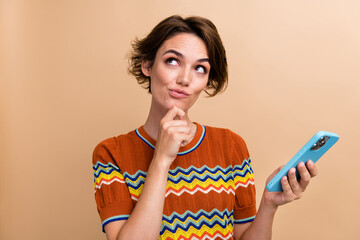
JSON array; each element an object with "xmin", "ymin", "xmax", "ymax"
[{"xmin": 163, "ymin": 49, "xmax": 210, "ymax": 63}]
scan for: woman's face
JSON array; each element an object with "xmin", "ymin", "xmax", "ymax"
[{"xmin": 142, "ymin": 33, "xmax": 210, "ymax": 113}]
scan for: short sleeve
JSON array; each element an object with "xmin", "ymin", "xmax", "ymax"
[
  {"xmin": 228, "ymin": 130, "xmax": 257, "ymax": 224},
  {"xmin": 92, "ymin": 138, "xmax": 134, "ymax": 231}
]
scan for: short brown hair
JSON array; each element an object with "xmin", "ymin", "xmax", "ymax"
[{"xmin": 128, "ymin": 15, "xmax": 228, "ymax": 97}]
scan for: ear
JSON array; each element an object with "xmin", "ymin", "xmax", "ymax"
[{"xmin": 141, "ymin": 60, "xmax": 152, "ymax": 77}]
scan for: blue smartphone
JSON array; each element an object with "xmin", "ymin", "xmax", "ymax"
[{"xmin": 266, "ymin": 131, "xmax": 339, "ymax": 192}]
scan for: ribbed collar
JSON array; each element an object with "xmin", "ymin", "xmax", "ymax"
[{"xmin": 135, "ymin": 122, "xmax": 206, "ymax": 156}]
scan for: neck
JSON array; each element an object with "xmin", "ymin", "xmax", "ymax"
[{"xmin": 143, "ymin": 100, "xmax": 193, "ymax": 141}]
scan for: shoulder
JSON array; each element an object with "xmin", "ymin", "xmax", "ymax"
[
  {"xmin": 96, "ymin": 129, "xmax": 138, "ymax": 147},
  {"xmin": 93, "ymin": 137, "xmax": 117, "ymax": 152},
  {"xmin": 203, "ymin": 124, "xmax": 246, "ymax": 144},
  {"xmin": 203, "ymin": 124, "xmax": 250, "ymax": 158},
  {"xmin": 92, "ymin": 130, "xmax": 138, "ymax": 162}
]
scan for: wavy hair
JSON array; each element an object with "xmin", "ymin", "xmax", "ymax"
[{"xmin": 128, "ymin": 15, "xmax": 228, "ymax": 97}]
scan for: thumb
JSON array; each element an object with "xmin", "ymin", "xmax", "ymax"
[{"xmin": 266, "ymin": 165, "xmax": 284, "ymax": 184}]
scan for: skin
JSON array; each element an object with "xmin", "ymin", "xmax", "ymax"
[{"xmin": 104, "ymin": 33, "xmax": 318, "ymax": 240}]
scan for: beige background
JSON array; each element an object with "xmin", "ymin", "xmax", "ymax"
[{"xmin": 1, "ymin": 0, "xmax": 359, "ymax": 239}]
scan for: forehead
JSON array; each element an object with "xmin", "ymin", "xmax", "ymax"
[{"xmin": 157, "ymin": 33, "xmax": 208, "ymax": 58}]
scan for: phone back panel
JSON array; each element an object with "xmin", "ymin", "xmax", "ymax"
[{"xmin": 266, "ymin": 131, "xmax": 339, "ymax": 192}]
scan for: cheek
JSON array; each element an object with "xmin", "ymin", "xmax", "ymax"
[
  {"xmin": 151, "ymin": 66, "xmax": 174, "ymax": 86},
  {"xmin": 203, "ymin": 79, "xmax": 209, "ymax": 90},
  {"xmin": 196, "ymin": 78, "xmax": 209, "ymax": 92}
]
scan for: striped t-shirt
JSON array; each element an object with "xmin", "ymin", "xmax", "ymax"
[{"xmin": 93, "ymin": 122, "xmax": 256, "ymax": 239}]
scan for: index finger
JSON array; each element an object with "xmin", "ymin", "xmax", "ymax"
[
  {"xmin": 306, "ymin": 160, "xmax": 318, "ymax": 177},
  {"xmin": 162, "ymin": 107, "xmax": 185, "ymax": 122}
]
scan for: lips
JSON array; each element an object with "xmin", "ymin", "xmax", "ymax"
[{"xmin": 169, "ymin": 89, "xmax": 190, "ymax": 99}]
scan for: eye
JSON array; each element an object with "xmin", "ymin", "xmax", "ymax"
[
  {"xmin": 195, "ymin": 65, "xmax": 207, "ymax": 74},
  {"xmin": 165, "ymin": 58, "xmax": 179, "ymax": 66}
]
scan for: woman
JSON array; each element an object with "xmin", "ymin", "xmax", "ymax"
[{"xmin": 93, "ymin": 15, "xmax": 318, "ymax": 240}]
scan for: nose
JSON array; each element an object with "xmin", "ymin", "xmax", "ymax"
[{"xmin": 176, "ymin": 67, "xmax": 191, "ymax": 87}]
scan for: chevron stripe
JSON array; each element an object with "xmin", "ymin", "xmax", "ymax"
[
  {"xmin": 167, "ymin": 169, "xmax": 252, "ymax": 188},
  {"xmin": 188, "ymin": 231, "xmax": 233, "ymax": 240},
  {"xmin": 165, "ymin": 185, "xmax": 235, "ymax": 197},
  {"xmin": 93, "ymin": 161, "xmax": 120, "ymax": 172},
  {"xmin": 120, "ymin": 160, "xmax": 251, "ymax": 181},
  {"xmin": 159, "ymin": 209, "xmax": 255, "ymax": 239},
  {"xmin": 168, "ymin": 159, "xmax": 252, "ymax": 179},
  {"xmin": 123, "ymin": 161, "xmax": 254, "ymax": 199},
  {"xmin": 161, "ymin": 209, "xmax": 234, "ymax": 229},
  {"xmin": 233, "ymin": 165, "xmax": 253, "ymax": 176},
  {"xmin": 123, "ymin": 170, "xmax": 147, "ymax": 186},
  {"xmin": 234, "ymin": 158, "xmax": 253, "ymax": 173},
  {"xmin": 170, "ymin": 168, "xmax": 232, "ymax": 182},
  {"xmin": 234, "ymin": 176, "xmax": 254, "ymax": 187},
  {"xmin": 162, "ymin": 225, "xmax": 234, "ymax": 240},
  {"xmin": 234, "ymin": 158, "xmax": 255, "ymax": 190},
  {"xmin": 235, "ymin": 178, "xmax": 255, "ymax": 189},
  {"xmin": 166, "ymin": 176, "xmax": 234, "ymax": 190},
  {"xmin": 124, "ymin": 163, "xmax": 252, "ymax": 189},
  {"xmin": 160, "ymin": 209, "xmax": 234, "ymax": 236},
  {"xmin": 93, "ymin": 161, "xmax": 125, "ymax": 190},
  {"xmin": 161, "ymin": 210, "xmax": 234, "ymax": 239},
  {"xmin": 129, "ymin": 183, "xmax": 240, "ymax": 201},
  {"xmin": 169, "ymin": 165, "xmax": 232, "ymax": 178},
  {"xmin": 95, "ymin": 176, "xmax": 126, "ymax": 190}
]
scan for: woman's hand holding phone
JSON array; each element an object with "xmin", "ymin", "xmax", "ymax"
[
  {"xmin": 262, "ymin": 131, "xmax": 338, "ymax": 208},
  {"xmin": 263, "ymin": 160, "xmax": 318, "ymax": 208}
]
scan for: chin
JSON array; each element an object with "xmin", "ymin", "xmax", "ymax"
[{"xmin": 165, "ymin": 101, "xmax": 190, "ymax": 111}]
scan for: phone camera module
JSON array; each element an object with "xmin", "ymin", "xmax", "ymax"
[{"xmin": 311, "ymin": 136, "xmax": 330, "ymax": 151}]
